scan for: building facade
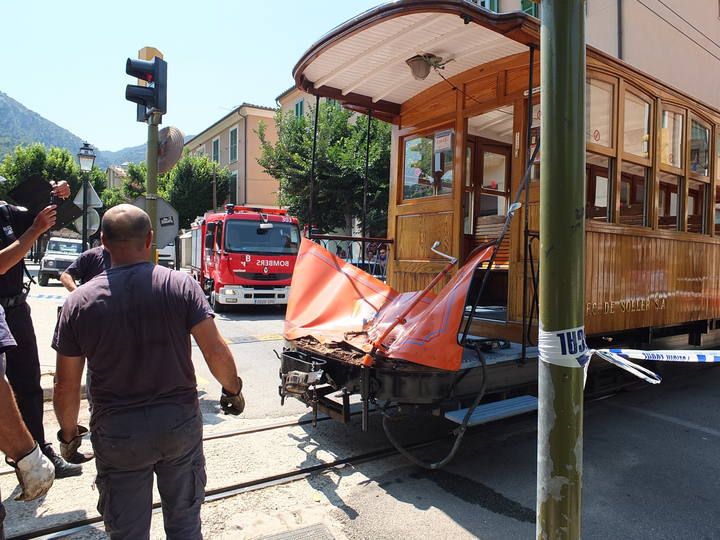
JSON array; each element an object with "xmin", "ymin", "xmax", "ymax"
[
  {"xmin": 473, "ymin": 0, "xmax": 720, "ymax": 111},
  {"xmin": 184, "ymin": 103, "xmax": 279, "ymax": 208},
  {"xmin": 105, "ymin": 165, "xmax": 128, "ymax": 190}
]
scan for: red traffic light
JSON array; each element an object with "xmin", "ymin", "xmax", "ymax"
[{"xmin": 125, "ymin": 56, "xmax": 167, "ymax": 122}]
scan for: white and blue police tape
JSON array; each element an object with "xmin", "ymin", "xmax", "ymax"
[
  {"xmin": 538, "ymin": 325, "xmax": 590, "ymax": 369},
  {"xmin": 536, "ymin": 326, "xmax": 716, "ymax": 385}
]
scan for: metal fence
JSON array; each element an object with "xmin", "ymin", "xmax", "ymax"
[{"xmin": 309, "ymin": 234, "xmax": 392, "ymax": 281}]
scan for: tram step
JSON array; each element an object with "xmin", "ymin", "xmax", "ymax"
[{"xmin": 444, "ymin": 395, "xmax": 538, "ymax": 426}]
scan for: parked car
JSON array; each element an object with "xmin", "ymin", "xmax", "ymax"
[
  {"xmin": 39, "ymin": 238, "xmax": 84, "ymax": 286},
  {"xmin": 157, "ymin": 242, "xmax": 175, "ymax": 269}
]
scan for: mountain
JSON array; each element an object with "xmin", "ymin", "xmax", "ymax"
[{"xmin": 0, "ymin": 91, "xmax": 150, "ymax": 169}]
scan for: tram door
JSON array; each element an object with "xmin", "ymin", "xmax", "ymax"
[{"xmin": 463, "ymin": 136, "xmax": 512, "ymax": 316}]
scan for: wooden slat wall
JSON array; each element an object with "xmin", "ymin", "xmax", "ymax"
[{"xmin": 583, "ymin": 225, "xmax": 720, "ymax": 334}]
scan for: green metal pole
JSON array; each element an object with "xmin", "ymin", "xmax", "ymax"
[
  {"xmin": 537, "ymin": 1, "xmax": 587, "ymax": 539},
  {"xmin": 146, "ymin": 112, "xmax": 162, "ymax": 263}
]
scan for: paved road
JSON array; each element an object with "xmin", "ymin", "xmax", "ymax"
[
  {"xmin": 9, "ymin": 262, "xmax": 720, "ymax": 539},
  {"xmin": 27, "ymin": 262, "xmax": 306, "ymax": 420}
]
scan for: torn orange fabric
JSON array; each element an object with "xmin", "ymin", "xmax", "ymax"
[
  {"xmin": 284, "ymin": 238, "xmax": 493, "ymax": 371},
  {"xmin": 284, "ymin": 239, "xmax": 397, "ymax": 342}
]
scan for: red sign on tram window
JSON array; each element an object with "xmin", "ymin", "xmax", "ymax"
[{"xmin": 434, "ymin": 131, "xmax": 453, "ymax": 152}]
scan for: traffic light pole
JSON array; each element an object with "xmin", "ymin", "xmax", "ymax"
[
  {"xmin": 146, "ymin": 112, "xmax": 161, "ymax": 263},
  {"xmin": 536, "ymin": 2, "xmax": 586, "ymax": 539}
]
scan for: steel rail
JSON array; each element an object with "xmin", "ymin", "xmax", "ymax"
[{"xmin": 10, "ymin": 435, "xmax": 445, "ymax": 540}]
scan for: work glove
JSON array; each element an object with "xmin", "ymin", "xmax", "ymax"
[
  {"xmin": 57, "ymin": 425, "xmax": 93, "ymax": 463},
  {"xmin": 220, "ymin": 377, "xmax": 245, "ymax": 415},
  {"xmin": 7, "ymin": 444, "xmax": 55, "ymax": 501}
]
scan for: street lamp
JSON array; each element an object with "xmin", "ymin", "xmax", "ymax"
[{"xmin": 77, "ymin": 142, "xmax": 96, "ymax": 248}]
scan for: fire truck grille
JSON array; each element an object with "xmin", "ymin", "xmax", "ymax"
[{"xmin": 240, "ymin": 272, "xmax": 293, "ymax": 281}]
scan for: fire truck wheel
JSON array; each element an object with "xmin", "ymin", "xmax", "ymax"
[{"xmin": 210, "ymin": 291, "xmax": 227, "ymax": 313}]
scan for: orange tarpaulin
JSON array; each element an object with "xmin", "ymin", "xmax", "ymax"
[{"xmin": 285, "ymin": 238, "xmax": 493, "ymax": 371}]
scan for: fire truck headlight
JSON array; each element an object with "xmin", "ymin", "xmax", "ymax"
[{"xmin": 223, "ymin": 288, "xmax": 236, "ymax": 295}]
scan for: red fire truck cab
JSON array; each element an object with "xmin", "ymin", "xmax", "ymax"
[{"xmin": 190, "ymin": 205, "xmax": 300, "ymax": 311}]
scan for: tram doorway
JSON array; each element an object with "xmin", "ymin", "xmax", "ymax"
[{"xmin": 464, "ymin": 106, "xmax": 514, "ymax": 320}]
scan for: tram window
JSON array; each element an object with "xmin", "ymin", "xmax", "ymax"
[
  {"xmin": 661, "ymin": 110, "xmax": 684, "ymax": 169},
  {"xmin": 403, "ymin": 131, "xmax": 453, "ymax": 200},
  {"xmin": 690, "ymin": 120, "xmax": 710, "ymax": 177},
  {"xmin": 463, "ymin": 147, "xmax": 474, "ymax": 234},
  {"xmin": 586, "ymin": 79, "xmax": 613, "ymax": 148},
  {"xmin": 715, "ymin": 185, "xmax": 720, "ymax": 235},
  {"xmin": 482, "ymin": 152, "xmax": 506, "ymax": 192},
  {"xmin": 585, "ymin": 153, "xmax": 611, "ymax": 222},
  {"xmin": 687, "ymin": 180, "xmax": 707, "ymax": 234},
  {"xmin": 658, "ymin": 172, "xmax": 680, "ymax": 230},
  {"xmin": 624, "ymin": 93, "xmax": 651, "ymax": 158},
  {"xmin": 619, "ymin": 162, "xmax": 648, "ymax": 227}
]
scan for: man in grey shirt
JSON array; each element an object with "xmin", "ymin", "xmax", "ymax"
[{"xmin": 52, "ymin": 205, "xmax": 245, "ymax": 539}]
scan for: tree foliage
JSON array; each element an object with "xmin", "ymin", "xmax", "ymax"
[
  {"xmin": 257, "ymin": 102, "xmax": 391, "ymax": 235},
  {"xmin": 167, "ymin": 154, "xmax": 230, "ymax": 228},
  {"xmin": 0, "ymin": 143, "xmax": 106, "ymax": 205}
]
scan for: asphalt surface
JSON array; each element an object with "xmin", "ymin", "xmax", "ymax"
[{"xmin": 5, "ymin": 262, "xmax": 720, "ymax": 539}]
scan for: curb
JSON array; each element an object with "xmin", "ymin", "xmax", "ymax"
[{"xmin": 40, "ymin": 373, "xmax": 87, "ymax": 402}]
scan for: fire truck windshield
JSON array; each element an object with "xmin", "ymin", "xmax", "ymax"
[{"xmin": 224, "ymin": 220, "xmax": 300, "ymax": 254}]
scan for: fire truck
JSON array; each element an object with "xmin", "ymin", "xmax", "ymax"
[{"xmin": 190, "ymin": 205, "xmax": 300, "ymax": 311}]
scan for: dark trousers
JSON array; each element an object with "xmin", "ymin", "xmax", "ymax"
[
  {"xmin": 92, "ymin": 402, "xmax": 206, "ymax": 540},
  {"xmin": 4, "ymin": 303, "xmax": 45, "ymax": 446}
]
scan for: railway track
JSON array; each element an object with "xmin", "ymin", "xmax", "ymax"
[
  {"xmin": 0, "ymin": 409, "xmax": 357, "ymax": 478},
  {"xmin": 5, "ymin": 388, "xmax": 636, "ymax": 539},
  {"xmin": 9, "ymin": 429, "xmax": 444, "ymax": 540}
]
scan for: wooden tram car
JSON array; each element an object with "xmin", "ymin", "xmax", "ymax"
[{"xmin": 278, "ymin": 0, "xmax": 720, "ymax": 441}]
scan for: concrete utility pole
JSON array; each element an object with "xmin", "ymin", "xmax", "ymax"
[
  {"xmin": 146, "ymin": 112, "xmax": 161, "ymax": 263},
  {"xmin": 536, "ymin": 1, "xmax": 587, "ymax": 539}
]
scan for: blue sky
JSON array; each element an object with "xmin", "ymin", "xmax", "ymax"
[{"xmin": 2, "ymin": 0, "xmax": 382, "ymax": 151}]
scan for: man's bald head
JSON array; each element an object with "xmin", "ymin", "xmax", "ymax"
[{"xmin": 101, "ymin": 204, "xmax": 152, "ymax": 251}]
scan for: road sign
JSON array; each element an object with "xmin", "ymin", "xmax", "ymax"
[
  {"xmin": 131, "ymin": 196, "xmax": 179, "ymax": 249},
  {"xmin": 73, "ymin": 182, "xmax": 103, "ymax": 208},
  {"xmin": 73, "ymin": 207, "xmax": 100, "ymax": 237}
]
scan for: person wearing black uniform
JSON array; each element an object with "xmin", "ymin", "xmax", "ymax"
[{"xmin": 0, "ymin": 181, "xmax": 81, "ymax": 478}]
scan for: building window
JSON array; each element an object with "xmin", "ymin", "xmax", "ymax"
[
  {"xmin": 586, "ymin": 78, "xmax": 614, "ymax": 148},
  {"xmin": 403, "ymin": 129, "xmax": 454, "ymax": 200},
  {"xmin": 212, "ymin": 138, "xmax": 220, "ymax": 163},
  {"xmin": 229, "ymin": 128, "xmax": 238, "ymax": 163},
  {"xmin": 660, "ymin": 108, "xmax": 684, "ymax": 169},
  {"xmin": 474, "ymin": 0, "xmax": 498, "ymax": 11},
  {"xmin": 229, "ymin": 171, "xmax": 238, "ymax": 205},
  {"xmin": 521, "ymin": 0, "xmax": 539, "ymax": 17},
  {"xmin": 294, "ymin": 99, "xmax": 304, "ymax": 117}
]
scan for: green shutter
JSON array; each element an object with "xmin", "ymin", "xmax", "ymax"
[{"xmin": 521, "ymin": 0, "xmax": 539, "ymax": 17}]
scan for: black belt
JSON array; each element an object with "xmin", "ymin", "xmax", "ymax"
[{"xmin": 0, "ymin": 291, "xmax": 28, "ymax": 309}]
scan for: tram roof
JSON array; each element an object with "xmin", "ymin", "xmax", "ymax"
[{"xmin": 293, "ymin": 0, "xmax": 540, "ymax": 123}]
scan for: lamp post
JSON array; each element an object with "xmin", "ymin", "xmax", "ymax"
[{"xmin": 77, "ymin": 142, "xmax": 96, "ymax": 249}]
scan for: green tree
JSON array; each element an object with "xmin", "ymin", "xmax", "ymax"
[
  {"xmin": 122, "ymin": 162, "xmax": 147, "ymax": 201},
  {"xmin": 167, "ymin": 154, "xmax": 229, "ymax": 228},
  {"xmin": 257, "ymin": 102, "xmax": 390, "ymax": 235},
  {"xmin": 100, "ymin": 186, "xmax": 127, "ymax": 209},
  {"xmin": 0, "ymin": 143, "xmax": 108, "ymax": 204}
]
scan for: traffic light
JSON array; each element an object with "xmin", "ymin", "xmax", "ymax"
[{"xmin": 125, "ymin": 56, "xmax": 167, "ymax": 122}]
